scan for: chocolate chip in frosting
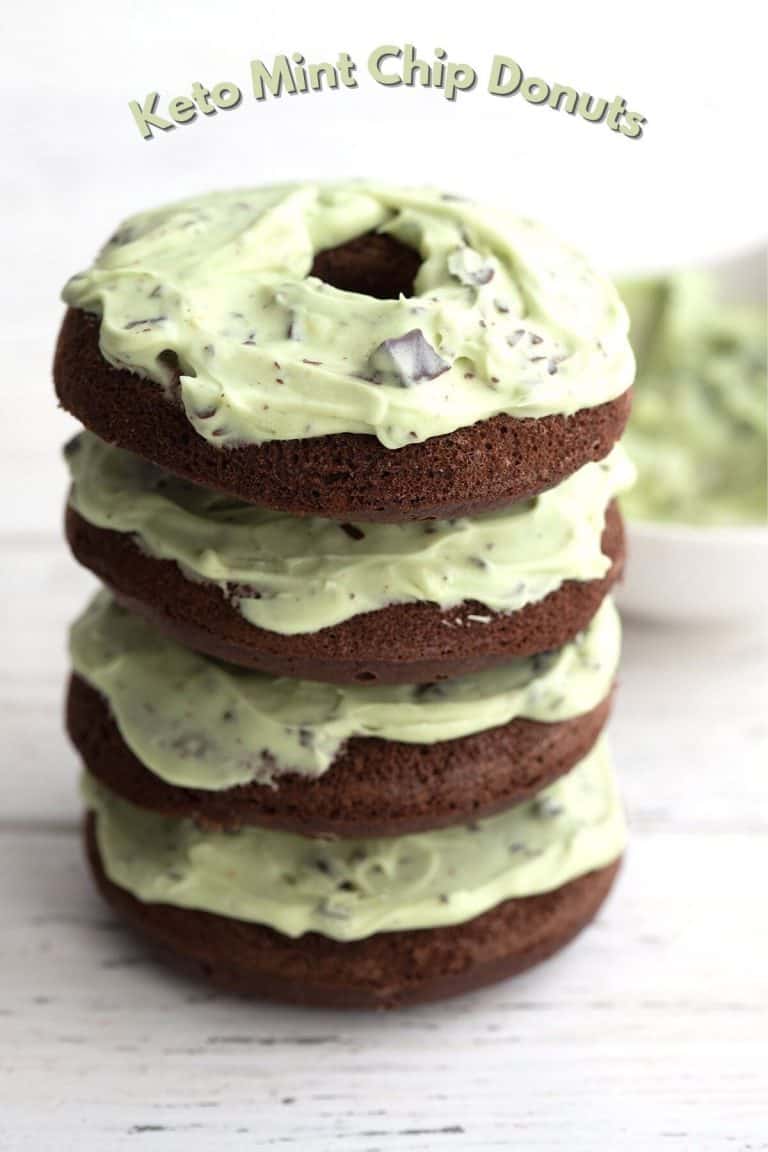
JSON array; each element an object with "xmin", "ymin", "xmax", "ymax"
[
  {"xmin": 297, "ymin": 727, "xmax": 315, "ymax": 748},
  {"xmin": 316, "ymin": 899, "xmax": 352, "ymax": 921},
  {"xmin": 532, "ymin": 796, "xmax": 564, "ymax": 819},
  {"xmin": 530, "ymin": 649, "xmax": 557, "ymax": 674},
  {"xmin": 169, "ymin": 733, "xmax": 208, "ymax": 759},
  {"xmin": 367, "ymin": 329, "xmax": 450, "ymax": 388},
  {"xmin": 448, "ymin": 247, "xmax": 495, "ymax": 287}
]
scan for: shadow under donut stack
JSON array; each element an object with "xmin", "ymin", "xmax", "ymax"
[{"xmin": 55, "ymin": 184, "xmax": 635, "ymax": 1008}]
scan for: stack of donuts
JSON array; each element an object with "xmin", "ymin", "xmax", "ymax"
[{"xmin": 56, "ymin": 184, "xmax": 634, "ymax": 1008}]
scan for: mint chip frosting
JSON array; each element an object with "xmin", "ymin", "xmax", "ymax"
[
  {"xmin": 67, "ymin": 432, "xmax": 634, "ymax": 636},
  {"xmin": 62, "ymin": 183, "xmax": 634, "ymax": 449},
  {"xmin": 70, "ymin": 594, "xmax": 621, "ymax": 789},
  {"xmin": 620, "ymin": 272, "xmax": 767, "ymax": 526},
  {"xmin": 83, "ymin": 736, "xmax": 625, "ymax": 941}
]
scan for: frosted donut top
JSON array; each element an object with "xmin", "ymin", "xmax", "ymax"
[{"xmin": 63, "ymin": 183, "xmax": 634, "ymax": 449}]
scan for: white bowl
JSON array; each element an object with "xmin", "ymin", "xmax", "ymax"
[
  {"xmin": 615, "ymin": 244, "xmax": 767, "ymax": 624},
  {"xmin": 617, "ymin": 519, "xmax": 768, "ymax": 622}
]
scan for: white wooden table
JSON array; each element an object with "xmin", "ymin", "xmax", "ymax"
[{"xmin": 1, "ymin": 539, "xmax": 767, "ymax": 1151}]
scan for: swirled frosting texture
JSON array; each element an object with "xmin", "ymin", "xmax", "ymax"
[
  {"xmin": 70, "ymin": 594, "xmax": 621, "ymax": 789},
  {"xmin": 62, "ymin": 184, "xmax": 634, "ymax": 449},
  {"xmin": 67, "ymin": 433, "xmax": 634, "ymax": 635},
  {"xmin": 83, "ymin": 737, "xmax": 624, "ymax": 940}
]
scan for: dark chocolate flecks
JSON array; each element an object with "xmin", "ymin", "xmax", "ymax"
[
  {"xmin": 297, "ymin": 727, "xmax": 315, "ymax": 749},
  {"xmin": 316, "ymin": 900, "xmax": 352, "ymax": 921},
  {"xmin": 413, "ymin": 682, "xmax": 447, "ymax": 702},
  {"xmin": 532, "ymin": 796, "xmax": 564, "ymax": 820},
  {"xmin": 107, "ymin": 226, "xmax": 137, "ymax": 247},
  {"xmin": 169, "ymin": 733, "xmax": 209, "ymax": 759},
  {"xmin": 63, "ymin": 434, "xmax": 82, "ymax": 460},
  {"xmin": 124, "ymin": 316, "xmax": 167, "ymax": 330}
]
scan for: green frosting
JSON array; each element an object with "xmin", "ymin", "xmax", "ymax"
[
  {"xmin": 62, "ymin": 183, "xmax": 634, "ymax": 449},
  {"xmin": 83, "ymin": 736, "xmax": 624, "ymax": 941},
  {"xmin": 70, "ymin": 594, "xmax": 621, "ymax": 789},
  {"xmin": 620, "ymin": 273, "xmax": 767, "ymax": 526},
  {"xmin": 67, "ymin": 433, "xmax": 634, "ymax": 636}
]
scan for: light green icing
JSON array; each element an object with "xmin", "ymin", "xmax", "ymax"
[
  {"xmin": 70, "ymin": 594, "xmax": 621, "ymax": 790},
  {"xmin": 83, "ymin": 736, "xmax": 624, "ymax": 941},
  {"xmin": 620, "ymin": 273, "xmax": 767, "ymax": 526},
  {"xmin": 67, "ymin": 433, "xmax": 635, "ymax": 635},
  {"xmin": 62, "ymin": 183, "xmax": 634, "ymax": 449}
]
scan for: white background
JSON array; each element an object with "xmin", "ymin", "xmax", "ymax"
[
  {"xmin": 1, "ymin": 3, "xmax": 767, "ymax": 1149},
  {"xmin": 2, "ymin": 0, "xmax": 767, "ymax": 535}
]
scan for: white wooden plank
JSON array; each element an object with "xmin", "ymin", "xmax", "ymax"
[
  {"xmin": 1, "ymin": 543, "xmax": 94, "ymax": 821},
  {"xmin": 1, "ymin": 827, "xmax": 766, "ymax": 1151}
]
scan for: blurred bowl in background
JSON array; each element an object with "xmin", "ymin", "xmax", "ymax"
[
  {"xmin": 617, "ymin": 520, "xmax": 768, "ymax": 622},
  {"xmin": 617, "ymin": 244, "xmax": 767, "ymax": 624}
]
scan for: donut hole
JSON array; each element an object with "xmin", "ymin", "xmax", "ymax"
[{"xmin": 310, "ymin": 233, "xmax": 421, "ymax": 300}]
